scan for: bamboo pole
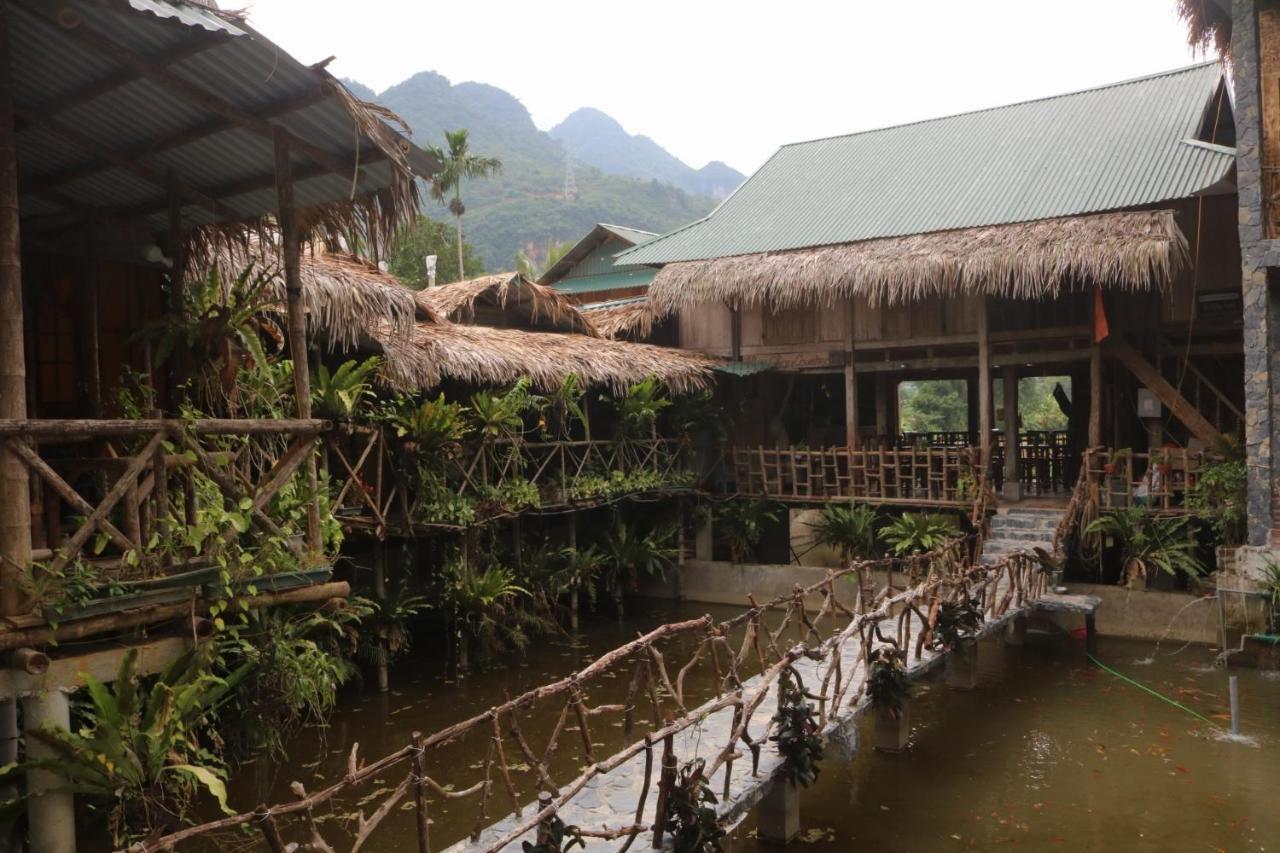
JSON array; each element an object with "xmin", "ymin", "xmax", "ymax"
[
  {"xmin": 977, "ymin": 296, "xmax": 991, "ymax": 476},
  {"xmin": 0, "ymin": 0, "xmax": 29, "ymax": 618},
  {"xmin": 273, "ymin": 131, "xmax": 321, "ymax": 552}
]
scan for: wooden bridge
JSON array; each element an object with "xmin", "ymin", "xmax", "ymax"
[{"xmin": 129, "ymin": 536, "xmax": 1100, "ymax": 853}]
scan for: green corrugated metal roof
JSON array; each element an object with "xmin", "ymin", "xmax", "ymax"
[
  {"xmin": 552, "ymin": 269, "xmax": 655, "ymax": 295},
  {"xmin": 622, "ymin": 63, "xmax": 1234, "ymax": 265},
  {"xmin": 714, "ymin": 361, "xmax": 773, "ymax": 376},
  {"xmin": 599, "ymin": 223, "xmax": 657, "ymax": 246}
]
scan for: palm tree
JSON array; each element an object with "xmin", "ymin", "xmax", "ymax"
[{"xmin": 428, "ymin": 129, "xmax": 501, "ymax": 282}]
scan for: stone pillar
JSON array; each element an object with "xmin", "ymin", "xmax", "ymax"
[
  {"xmin": 24, "ymin": 690, "xmax": 75, "ymax": 853},
  {"xmin": 944, "ymin": 641, "xmax": 979, "ymax": 690},
  {"xmin": 757, "ymin": 779, "xmax": 800, "ymax": 845},
  {"xmin": 1085, "ymin": 613, "xmax": 1099, "ymax": 657},
  {"xmin": 694, "ymin": 514, "xmax": 713, "ymax": 561},
  {"xmin": 1005, "ymin": 615, "xmax": 1027, "ymax": 647},
  {"xmin": 0, "ymin": 698, "xmax": 17, "ymax": 852},
  {"xmin": 1232, "ymin": 0, "xmax": 1279, "ymax": 547},
  {"xmin": 872, "ymin": 704, "xmax": 911, "ymax": 752},
  {"xmin": 976, "ymin": 636, "xmax": 1006, "ymax": 686},
  {"xmin": 1002, "ymin": 366, "xmax": 1022, "ymax": 501}
]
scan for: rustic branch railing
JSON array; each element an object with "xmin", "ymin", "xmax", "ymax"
[
  {"xmin": 126, "ymin": 533, "xmax": 1051, "ymax": 853},
  {"xmin": 327, "ymin": 430, "xmax": 694, "ymax": 534},
  {"xmin": 1082, "ymin": 447, "xmax": 1207, "ymax": 513},
  {"xmin": 0, "ymin": 418, "xmax": 330, "ymax": 594},
  {"xmin": 727, "ymin": 445, "xmax": 977, "ymax": 506}
]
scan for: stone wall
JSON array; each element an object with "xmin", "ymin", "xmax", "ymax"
[{"xmin": 1233, "ymin": 0, "xmax": 1280, "ymax": 546}]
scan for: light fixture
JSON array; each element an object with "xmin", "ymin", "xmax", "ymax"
[{"xmin": 141, "ymin": 244, "xmax": 173, "ymax": 269}]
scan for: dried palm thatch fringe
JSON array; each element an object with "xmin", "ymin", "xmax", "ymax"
[
  {"xmin": 581, "ymin": 301, "xmax": 656, "ymax": 340},
  {"xmin": 371, "ymin": 321, "xmax": 716, "ymax": 394},
  {"xmin": 647, "ymin": 209, "xmax": 1189, "ymax": 315},
  {"xmin": 1177, "ymin": 0, "xmax": 1233, "ymax": 60},
  {"xmin": 418, "ymin": 273, "xmax": 597, "ymax": 335},
  {"xmin": 190, "ymin": 243, "xmax": 421, "ymax": 350}
]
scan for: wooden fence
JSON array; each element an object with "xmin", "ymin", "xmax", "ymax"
[
  {"xmin": 121, "ymin": 534, "xmax": 1050, "ymax": 853},
  {"xmin": 1082, "ymin": 446, "xmax": 1207, "ymax": 512},
  {"xmin": 328, "ymin": 429, "xmax": 693, "ymax": 535},
  {"xmin": 727, "ymin": 446, "xmax": 979, "ymax": 507},
  {"xmin": 0, "ymin": 418, "xmax": 328, "ymax": 593}
]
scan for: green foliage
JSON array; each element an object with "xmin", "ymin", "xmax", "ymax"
[
  {"xmin": 612, "ymin": 376, "xmax": 670, "ymax": 440},
  {"xmin": 599, "ymin": 518, "xmax": 678, "ymax": 605},
  {"xmin": 715, "ymin": 499, "xmax": 781, "ymax": 564},
  {"xmin": 1186, "ymin": 451, "xmax": 1248, "ymax": 547},
  {"xmin": 929, "ymin": 598, "xmax": 983, "ymax": 652},
  {"xmin": 470, "ymin": 379, "xmax": 541, "ymax": 443},
  {"xmin": 3, "ymin": 648, "xmax": 244, "ymax": 844},
  {"xmin": 770, "ymin": 668, "xmax": 824, "ymax": 788},
  {"xmin": 898, "ymin": 380, "xmax": 968, "ymax": 433},
  {"xmin": 880, "ymin": 513, "xmax": 956, "ymax": 556},
  {"xmin": 806, "ymin": 504, "xmax": 880, "ymax": 562},
  {"xmin": 663, "ymin": 759, "xmax": 726, "ymax": 853},
  {"xmin": 1085, "ymin": 508, "xmax": 1204, "ymax": 582},
  {"xmin": 1261, "ymin": 559, "xmax": 1280, "ymax": 634},
  {"xmin": 152, "ymin": 262, "xmax": 279, "ymax": 376},
  {"xmin": 568, "ymin": 468, "xmax": 696, "ymax": 503},
  {"xmin": 357, "ymin": 584, "xmax": 431, "ymax": 668},
  {"xmin": 515, "ymin": 237, "xmax": 572, "ymax": 280},
  {"xmin": 388, "ymin": 393, "xmax": 472, "ymax": 451},
  {"xmin": 445, "ymin": 562, "xmax": 552, "ymax": 659},
  {"xmin": 866, "ymin": 647, "xmax": 911, "ymax": 719},
  {"xmin": 214, "ymin": 603, "xmax": 367, "ymax": 762},
  {"xmin": 410, "ymin": 466, "xmax": 477, "ymax": 526},
  {"xmin": 664, "ymin": 390, "xmax": 725, "ymax": 442},
  {"xmin": 545, "ymin": 374, "xmax": 590, "ymax": 441},
  {"xmin": 387, "ymin": 214, "xmax": 486, "ymax": 288},
  {"xmin": 312, "ymin": 357, "xmax": 382, "ymax": 420},
  {"xmin": 429, "ymin": 127, "xmax": 502, "ymax": 283}
]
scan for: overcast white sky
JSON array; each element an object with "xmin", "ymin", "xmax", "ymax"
[{"xmin": 240, "ymin": 0, "xmax": 1208, "ymax": 175}]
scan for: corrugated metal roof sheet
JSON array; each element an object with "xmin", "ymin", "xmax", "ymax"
[
  {"xmin": 126, "ymin": 0, "xmax": 245, "ymax": 35},
  {"xmin": 622, "ymin": 63, "xmax": 1235, "ymax": 265},
  {"xmin": 551, "ymin": 270, "xmax": 655, "ymax": 295},
  {"xmin": 598, "ymin": 224, "xmax": 656, "ymax": 246}
]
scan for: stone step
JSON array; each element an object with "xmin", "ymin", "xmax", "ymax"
[
  {"xmin": 988, "ymin": 528, "xmax": 1057, "ymax": 543},
  {"xmin": 990, "ymin": 517, "xmax": 1058, "ymax": 533}
]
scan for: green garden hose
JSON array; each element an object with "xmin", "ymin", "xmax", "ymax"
[{"xmin": 1087, "ymin": 653, "xmax": 1220, "ymax": 728}]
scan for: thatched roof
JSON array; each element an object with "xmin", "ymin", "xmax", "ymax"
[
  {"xmin": 1178, "ymin": 0, "xmax": 1232, "ymax": 60},
  {"xmin": 417, "ymin": 274, "xmax": 596, "ymax": 334},
  {"xmin": 580, "ymin": 299, "xmax": 657, "ymax": 340},
  {"xmin": 647, "ymin": 209, "xmax": 1189, "ymax": 314},
  {"xmin": 372, "ymin": 321, "xmax": 716, "ymax": 394},
  {"xmin": 191, "ymin": 244, "xmax": 421, "ymax": 349}
]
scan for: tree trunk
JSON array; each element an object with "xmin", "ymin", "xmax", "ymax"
[{"xmin": 454, "ymin": 203, "xmax": 465, "ymax": 283}]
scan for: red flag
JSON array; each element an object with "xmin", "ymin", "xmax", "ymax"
[{"xmin": 1093, "ymin": 287, "xmax": 1109, "ymax": 343}]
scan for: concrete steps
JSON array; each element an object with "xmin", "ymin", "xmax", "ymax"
[{"xmin": 981, "ymin": 507, "xmax": 1063, "ymax": 565}]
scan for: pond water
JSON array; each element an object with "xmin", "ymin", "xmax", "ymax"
[{"xmin": 214, "ymin": 601, "xmax": 1278, "ymax": 853}]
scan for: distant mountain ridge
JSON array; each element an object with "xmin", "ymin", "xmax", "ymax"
[
  {"xmin": 549, "ymin": 108, "xmax": 744, "ymax": 199},
  {"xmin": 344, "ymin": 72, "xmax": 742, "ymax": 269}
]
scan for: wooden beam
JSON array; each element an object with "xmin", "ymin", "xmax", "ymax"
[
  {"xmin": 977, "ymin": 297, "xmax": 991, "ymax": 468},
  {"xmin": 0, "ymin": 635, "xmax": 194, "ymax": 700},
  {"xmin": 1104, "ymin": 337, "xmax": 1224, "ymax": 447},
  {"xmin": 17, "ymin": 1, "xmax": 363, "ymax": 183},
  {"xmin": 15, "ymin": 106, "xmax": 240, "ymax": 219},
  {"xmin": 1002, "ymin": 366, "xmax": 1020, "ymax": 499},
  {"xmin": 0, "ymin": 0, "xmax": 30, "ymax": 618},
  {"xmin": 27, "ymin": 31, "xmax": 225, "ymax": 119},
  {"xmin": 24, "ymin": 84, "xmax": 333, "ymax": 199},
  {"xmin": 274, "ymin": 131, "xmax": 321, "ymax": 551}
]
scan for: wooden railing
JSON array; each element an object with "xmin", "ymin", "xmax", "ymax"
[
  {"xmin": 327, "ymin": 430, "xmax": 695, "ymax": 533},
  {"xmin": 726, "ymin": 445, "xmax": 978, "ymax": 506},
  {"xmin": 124, "ymin": 534, "xmax": 1052, "ymax": 853},
  {"xmin": 0, "ymin": 418, "xmax": 329, "ymax": 603},
  {"xmin": 1082, "ymin": 446, "xmax": 1207, "ymax": 513}
]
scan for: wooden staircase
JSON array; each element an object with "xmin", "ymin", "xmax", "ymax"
[{"xmin": 1158, "ymin": 342, "xmax": 1244, "ymax": 439}]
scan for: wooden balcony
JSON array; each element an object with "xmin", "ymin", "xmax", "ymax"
[
  {"xmin": 726, "ymin": 445, "xmax": 979, "ymax": 507},
  {"xmin": 326, "ymin": 429, "xmax": 697, "ymax": 534},
  {"xmin": 0, "ymin": 418, "xmax": 334, "ymax": 628},
  {"xmin": 1082, "ymin": 446, "xmax": 1207, "ymax": 513}
]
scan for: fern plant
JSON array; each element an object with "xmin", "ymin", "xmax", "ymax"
[
  {"xmin": 880, "ymin": 513, "xmax": 956, "ymax": 556},
  {"xmin": 866, "ymin": 647, "xmax": 911, "ymax": 719},
  {"xmin": 929, "ymin": 597, "xmax": 984, "ymax": 652},
  {"xmin": 391, "ymin": 393, "xmax": 471, "ymax": 452},
  {"xmin": 770, "ymin": 668, "xmax": 823, "ymax": 788},
  {"xmin": 715, "ymin": 499, "xmax": 781, "ymax": 564},
  {"xmin": 806, "ymin": 503, "xmax": 879, "ymax": 562},
  {"xmin": 312, "ymin": 357, "xmax": 382, "ymax": 420},
  {"xmin": 612, "ymin": 375, "xmax": 670, "ymax": 440},
  {"xmin": 1, "ymin": 649, "xmax": 246, "ymax": 844},
  {"xmin": 1085, "ymin": 507, "xmax": 1204, "ymax": 586}
]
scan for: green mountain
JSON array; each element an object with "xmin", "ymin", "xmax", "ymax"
[
  {"xmin": 549, "ymin": 107, "xmax": 744, "ymax": 199},
  {"xmin": 355, "ymin": 72, "xmax": 720, "ymax": 271}
]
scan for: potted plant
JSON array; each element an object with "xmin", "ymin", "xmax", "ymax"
[
  {"xmin": 1185, "ymin": 445, "xmax": 1247, "ymax": 575},
  {"xmin": 1085, "ymin": 507, "xmax": 1204, "ymax": 590},
  {"xmin": 866, "ymin": 646, "xmax": 912, "ymax": 751}
]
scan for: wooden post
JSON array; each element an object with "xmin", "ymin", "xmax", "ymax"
[
  {"xmin": 1089, "ymin": 300, "xmax": 1103, "ymax": 448},
  {"xmin": 374, "ymin": 539, "xmax": 389, "ymax": 692},
  {"xmin": 1002, "ymin": 366, "xmax": 1021, "ymax": 501},
  {"xmin": 843, "ymin": 298, "xmax": 858, "ymax": 451},
  {"xmin": 567, "ymin": 513, "xmax": 579, "ymax": 633},
  {"xmin": 977, "ymin": 297, "xmax": 992, "ymax": 476},
  {"xmin": 411, "ymin": 732, "xmax": 431, "ymax": 853},
  {"xmin": 729, "ymin": 301, "xmax": 742, "ymax": 362},
  {"xmin": 874, "ymin": 375, "xmax": 889, "ymax": 444},
  {"xmin": 167, "ymin": 171, "xmax": 187, "ymax": 398},
  {"xmin": 273, "ymin": 130, "xmax": 321, "ymax": 553},
  {"xmin": 77, "ymin": 224, "xmax": 101, "ymax": 418},
  {"xmin": 0, "ymin": 0, "xmax": 29, "ymax": 619}
]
